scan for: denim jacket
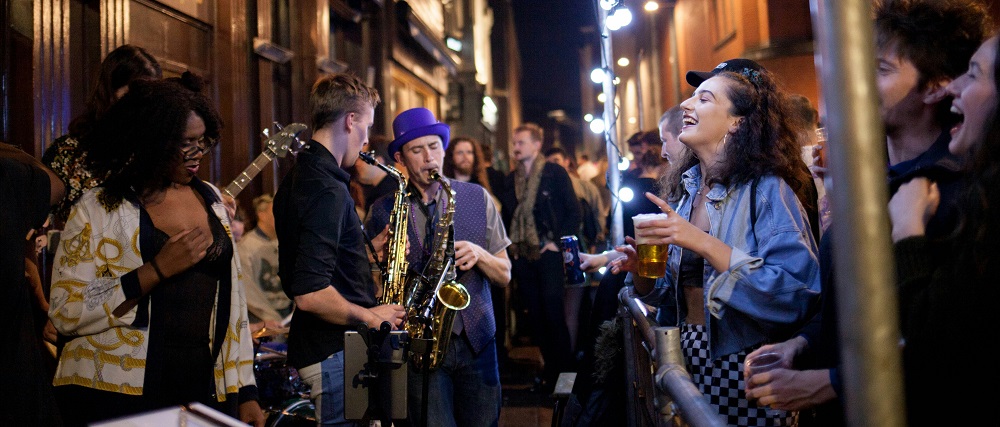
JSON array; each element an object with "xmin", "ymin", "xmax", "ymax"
[{"xmin": 634, "ymin": 165, "xmax": 821, "ymax": 359}]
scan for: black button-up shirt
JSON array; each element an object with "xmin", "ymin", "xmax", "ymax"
[{"xmin": 274, "ymin": 141, "xmax": 376, "ymax": 368}]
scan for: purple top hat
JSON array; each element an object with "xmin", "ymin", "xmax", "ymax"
[{"xmin": 387, "ymin": 107, "xmax": 450, "ymax": 158}]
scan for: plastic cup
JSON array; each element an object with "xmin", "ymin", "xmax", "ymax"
[
  {"xmin": 632, "ymin": 213, "xmax": 669, "ymax": 278},
  {"xmin": 746, "ymin": 352, "xmax": 782, "ymax": 377}
]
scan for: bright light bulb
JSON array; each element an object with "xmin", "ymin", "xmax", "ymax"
[
  {"xmin": 599, "ymin": 0, "xmax": 617, "ymax": 11},
  {"xmin": 619, "ymin": 186, "xmax": 634, "ymax": 202},
  {"xmin": 613, "ymin": 7, "xmax": 633, "ymax": 27},
  {"xmin": 618, "ymin": 158, "xmax": 630, "ymax": 171},
  {"xmin": 597, "ymin": 93, "xmax": 606, "ymax": 103},
  {"xmin": 590, "ymin": 118, "xmax": 606, "ymax": 134},
  {"xmin": 591, "ymin": 68, "xmax": 606, "ymax": 84},
  {"xmin": 617, "ymin": 57, "xmax": 630, "ymax": 67},
  {"xmin": 584, "ymin": 113, "xmax": 594, "ymax": 122},
  {"xmin": 606, "ymin": 14, "xmax": 622, "ymax": 31},
  {"xmin": 598, "ymin": 266, "xmax": 607, "ymax": 274},
  {"xmin": 644, "ymin": 1, "xmax": 659, "ymax": 12},
  {"xmin": 627, "ymin": 117, "xmax": 637, "ymax": 124},
  {"xmin": 613, "ymin": 77, "xmax": 621, "ymax": 85}
]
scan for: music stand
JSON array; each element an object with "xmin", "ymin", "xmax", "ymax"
[{"xmin": 344, "ymin": 322, "xmax": 408, "ymax": 424}]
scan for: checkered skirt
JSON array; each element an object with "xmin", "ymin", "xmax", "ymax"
[{"xmin": 682, "ymin": 324, "xmax": 797, "ymax": 427}]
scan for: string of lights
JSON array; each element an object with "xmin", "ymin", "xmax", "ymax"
[{"xmin": 591, "ymin": 0, "xmax": 634, "ymax": 247}]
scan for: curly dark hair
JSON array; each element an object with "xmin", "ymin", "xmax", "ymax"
[
  {"xmin": 444, "ymin": 136, "xmax": 493, "ymax": 195},
  {"xmin": 874, "ymin": 0, "xmax": 992, "ymax": 125},
  {"xmin": 68, "ymin": 45, "xmax": 162, "ymax": 138},
  {"xmin": 955, "ymin": 34, "xmax": 1000, "ymax": 276},
  {"xmin": 663, "ymin": 69, "xmax": 817, "ymax": 229},
  {"xmin": 84, "ymin": 73, "xmax": 223, "ymax": 207}
]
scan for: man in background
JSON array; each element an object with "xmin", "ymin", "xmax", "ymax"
[
  {"xmin": 545, "ymin": 146, "xmax": 604, "ymax": 253},
  {"xmin": 239, "ymin": 194, "xmax": 291, "ymax": 327},
  {"xmin": 500, "ymin": 123, "xmax": 581, "ymax": 392}
]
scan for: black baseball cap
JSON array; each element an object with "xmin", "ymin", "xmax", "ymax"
[{"xmin": 686, "ymin": 58, "xmax": 766, "ymax": 88}]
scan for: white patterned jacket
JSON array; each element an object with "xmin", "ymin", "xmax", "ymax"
[{"xmin": 48, "ymin": 181, "xmax": 257, "ymax": 401}]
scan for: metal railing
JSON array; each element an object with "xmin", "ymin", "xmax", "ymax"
[{"xmin": 618, "ymin": 287, "xmax": 726, "ymax": 427}]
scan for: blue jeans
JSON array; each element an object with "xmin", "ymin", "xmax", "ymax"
[
  {"xmin": 298, "ymin": 351, "xmax": 356, "ymax": 426},
  {"xmin": 407, "ymin": 335, "xmax": 501, "ymax": 427}
]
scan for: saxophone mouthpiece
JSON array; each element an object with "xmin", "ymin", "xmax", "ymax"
[
  {"xmin": 359, "ymin": 150, "xmax": 377, "ymax": 165},
  {"xmin": 429, "ymin": 169, "xmax": 441, "ymax": 180}
]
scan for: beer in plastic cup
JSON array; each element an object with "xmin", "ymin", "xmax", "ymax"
[{"xmin": 632, "ymin": 213, "xmax": 669, "ymax": 278}]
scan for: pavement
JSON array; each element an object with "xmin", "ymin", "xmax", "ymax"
[{"xmin": 499, "ymin": 344, "xmax": 555, "ymax": 427}]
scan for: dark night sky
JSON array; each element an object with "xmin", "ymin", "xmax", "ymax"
[{"xmin": 512, "ymin": 1, "xmax": 597, "ymax": 126}]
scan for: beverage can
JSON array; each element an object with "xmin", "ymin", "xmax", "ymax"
[{"xmin": 560, "ymin": 235, "xmax": 586, "ymax": 285}]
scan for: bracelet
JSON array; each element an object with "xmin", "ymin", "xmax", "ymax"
[{"xmin": 150, "ymin": 258, "xmax": 167, "ymax": 281}]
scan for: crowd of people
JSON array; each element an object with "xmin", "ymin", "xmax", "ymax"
[{"xmin": 2, "ymin": 0, "xmax": 999, "ymax": 426}]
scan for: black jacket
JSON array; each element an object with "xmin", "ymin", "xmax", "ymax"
[{"xmin": 500, "ymin": 161, "xmax": 582, "ymax": 244}]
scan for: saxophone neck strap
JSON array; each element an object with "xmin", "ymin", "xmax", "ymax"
[{"xmin": 358, "ymin": 216, "xmax": 388, "ymax": 278}]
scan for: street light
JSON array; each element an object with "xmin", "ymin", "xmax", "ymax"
[
  {"xmin": 591, "ymin": 67, "xmax": 607, "ymax": 84},
  {"xmin": 590, "ymin": 118, "xmax": 606, "ymax": 134},
  {"xmin": 606, "ymin": 14, "xmax": 623, "ymax": 31},
  {"xmin": 644, "ymin": 1, "xmax": 659, "ymax": 12},
  {"xmin": 613, "ymin": 7, "xmax": 633, "ymax": 27},
  {"xmin": 618, "ymin": 186, "xmax": 635, "ymax": 202},
  {"xmin": 605, "ymin": 6, "xmax": 632, "ymax": 31}
]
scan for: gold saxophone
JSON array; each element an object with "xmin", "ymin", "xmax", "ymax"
[
  {"xmin": 359, "ymin": 151, "xmax": 409, "ymax": 306},
  {"xmin": 405, "ymin": 170, "xmax": 471, "ymax": 370}
]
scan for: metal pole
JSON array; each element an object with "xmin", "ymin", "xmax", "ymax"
[
  {"xmin": 810, "ymin": 0, "xmax": 906, "ymax": 425},
  {"xmin": 619, "ymin": 288, "xmax": 726, "ymax": 427},
  {"xmin": 597, "ymin": 3, "xmax": 624, "ymax": 247}
]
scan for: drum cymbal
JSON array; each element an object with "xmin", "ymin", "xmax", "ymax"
[{"xmin": 252, "ymin": 325, "xmax": 290, "ymax": 340}]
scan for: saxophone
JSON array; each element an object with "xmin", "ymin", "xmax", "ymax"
[
  {"xmin": 406, "ymin": 170, "xmax": 471, "ymax": 370},
  {"xmin": 359, "ymin": 151, "xmax": 409, "ymax": 306}
]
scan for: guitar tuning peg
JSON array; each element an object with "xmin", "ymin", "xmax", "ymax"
[
  {"xmin": 273, "ymin": 121, "xmax": 284, "ymax": 131},
  {"xmin": 261, "ymin": 128, "xmax": 270, "ymax": 139}
]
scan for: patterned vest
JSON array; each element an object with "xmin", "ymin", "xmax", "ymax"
[
  {"xmin": 448, "ymin": 181, "xmax": 494, "ymax": 353},
  {"xmin": 368, "ymin": 180, "xmax": 494, "ymax": 353}
]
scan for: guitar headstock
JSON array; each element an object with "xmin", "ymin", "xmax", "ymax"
[{"xmin": 263, "ymin": 122, "xmax": 308, "ymax": 158}]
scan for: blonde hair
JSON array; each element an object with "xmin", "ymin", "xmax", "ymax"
[
  {"xmin": 310, "ymin": 73, "xmax": 381, "ymax": 131},
  {"xmin": 514, "ymin": 122, "xmax": 544, "ymax": 143}
]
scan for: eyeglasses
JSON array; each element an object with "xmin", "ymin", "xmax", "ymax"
[{"xmin": 181, "ymin": 135, "xmax": 216, "ymax": 159}]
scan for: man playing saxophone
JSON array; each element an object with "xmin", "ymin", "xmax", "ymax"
[
  {"xmin": 366, "ymin": 107, "xmax": 511, "ymax": 426},
  {"xmin": 273, "ymin": 73, "xmax": 405, "ymax": 426}
]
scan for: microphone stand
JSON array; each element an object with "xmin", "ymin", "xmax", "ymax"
[
  {"xmin": 409, "ymin": 259, "xmax": 453, "ymax": 427},
  {"xmin": 355, "ymin": 322, "xmax": 404, "ymax": 426}
]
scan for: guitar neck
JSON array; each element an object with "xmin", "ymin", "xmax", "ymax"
[{"xmin": 223, "ymin": 149, "xmax": 276, "ymax": 199}]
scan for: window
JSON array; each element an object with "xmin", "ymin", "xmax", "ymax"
[{"xmin": 713, "ymin": 0, "xmax": 736, "ymax": 47}]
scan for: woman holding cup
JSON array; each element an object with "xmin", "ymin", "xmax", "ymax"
[{"xmin": 613, "ymin": 59, "xmax": 821, "ymax": 426}]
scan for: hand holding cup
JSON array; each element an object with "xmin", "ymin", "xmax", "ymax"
[
  {"xmin": 745, "ymin": 351, "xmax": 783, "ymax": 386},
  {"xmin": 632, "ymin": 213, "xmax": 669, "ymax": 278}
]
